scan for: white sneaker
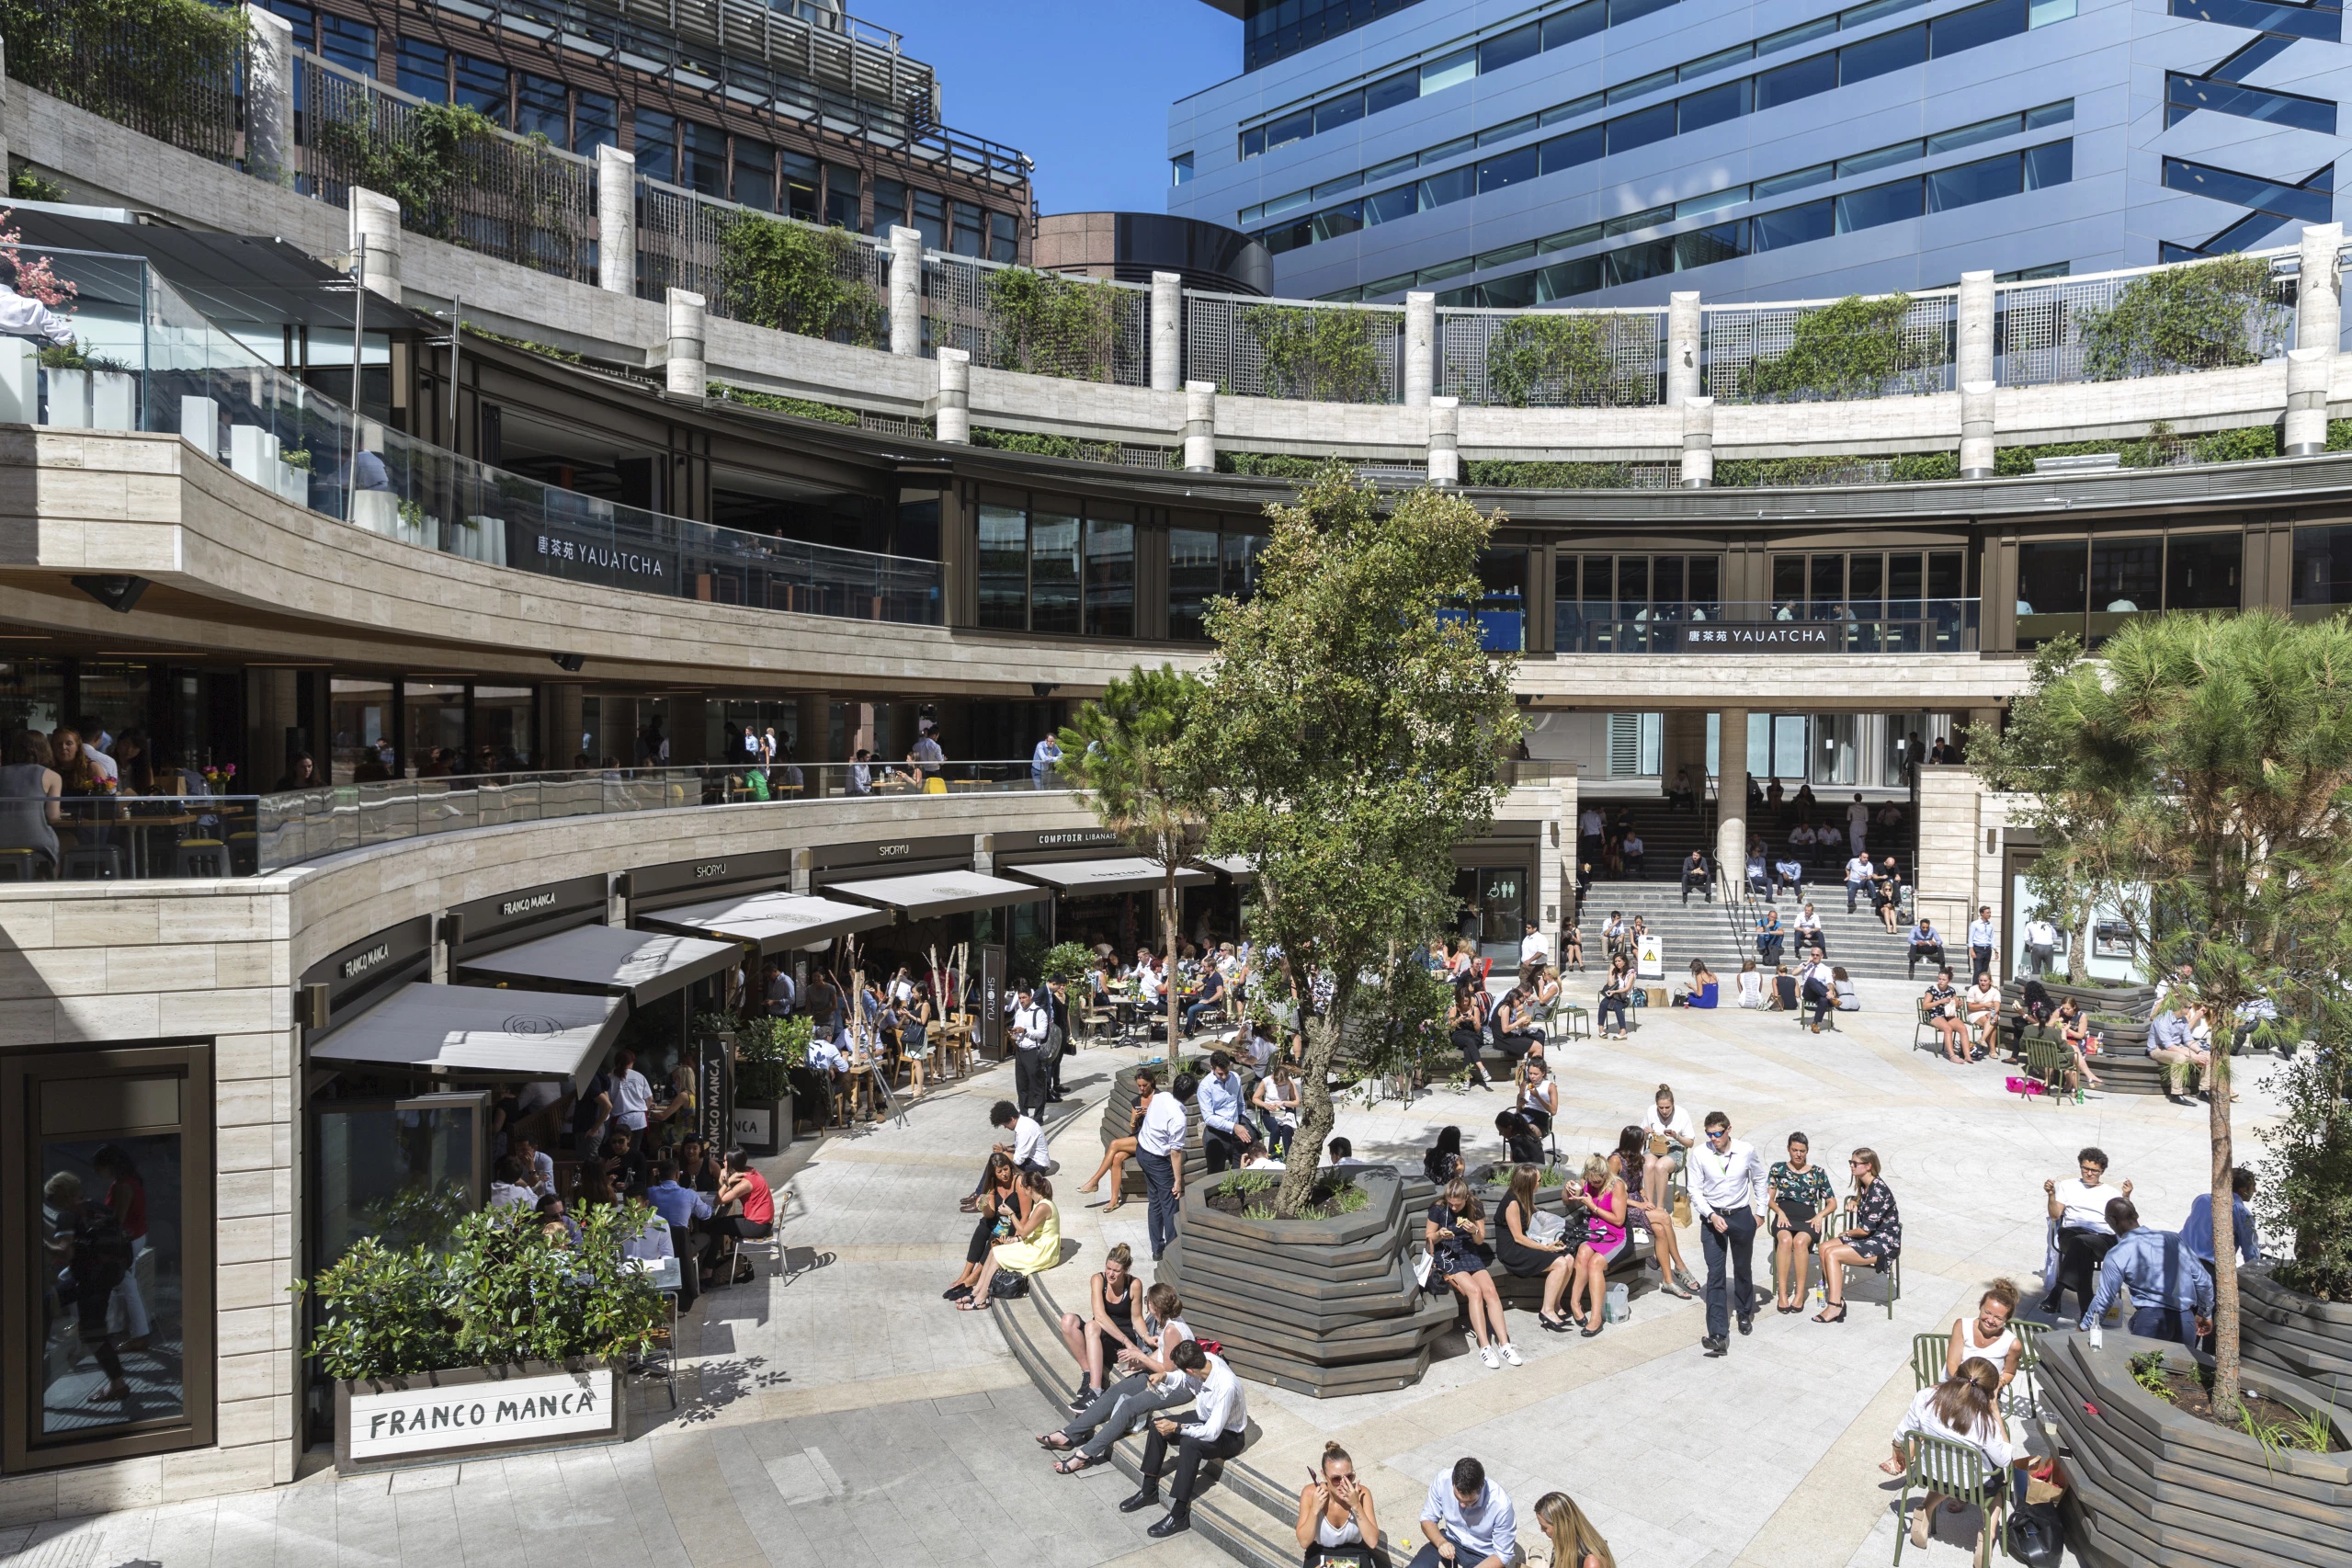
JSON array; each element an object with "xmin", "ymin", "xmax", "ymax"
[
  {"xmin": 1479, "ymin": 1345, "xmax": 1501, "ymax": 1369},
  {"xmin": 1499, "ymin": 1342, "xmax": 1522, "ymax": 1366}
]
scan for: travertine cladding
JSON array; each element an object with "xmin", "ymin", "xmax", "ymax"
[{"xmin": 1910, "ymin": 764, "xmax": 2028, "ymax": 943}]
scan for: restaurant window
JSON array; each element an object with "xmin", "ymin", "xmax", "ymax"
[
  {"xmin": 2015, "ymin": 540, "xmax": 2087, "ymax": 649},
  {"xmin": 402, "ymin": 680, "xmax": 464, "ymax": 772},
  {"xmin": 1170, "ymin": 527, "xmax": 1220, "ymax": 640},
  {"xmin": 951, "ymin": 201, "xmax": 985, "ymax": 257},
  {"xmin": 330, "ymin": 677, "xmax": 394, "ymax": 783},
  {"xmin": 1085, "ymin": 511, "xmax": 1135, "ymax": 639},
  {"xmin": 2165, "ymin": 532, "xmax": 2242, "ymax": 611},
  {"xmin": 453, "ymin": 52, "xmax": 508, "ymax": 126},
  {"xmin": 824, "ymin": 164, "xmax": 862, "ymax": 229},
  {"xmin": 572, "ymin": 90, "xmax": 618, "ymax": 155},
  {"xmin": 989, "ymin": 210, "xmax": 1019, "ymax": 263},
  {"xmin": 1553, "ymin": 552, "xmax": 1722, "ymax": 650},
  {"xmin": 472, "ymin": 687, "xmax": 535, "ymax": 767},
  {"xmin": 781, "ymin": 152, "xmax": 820, "ymax": 222},
  {"xmin": 1222, "ymin": 530, "xmax": 1267, "ymax": 602},
  {"xmin": 517, "ymin": 74, "xmax": 569, "ymax": 143},
  {"xmin": 309, "ymin": 1091, "xmax": 483, "ymax": 1277},
  {"xmin": 978, "ymin": 498, "xmax": 1028, "ymax": 630},
  {"xmin": 74, "ymin": 661, "xmax": 150, "ymax": 759},
  {"xmin": 1030, "ymin": 503, "xmax": 1082, "ymax": 634},
  {"xmin": 2293, "ymin": 523, "xmax": 2352, "ymax": 611},
  {"xmin": 912, "ymin": 188, "xmax": 948, "ymax": 251},
  {"xmin": 733, "ymin": 142, "xmax": 775, "ymax": 211},
  {"xmin": 1, "ymin": 1044, "xmax": 213, "ymax": 1471},
  {"xmin": 395, "ymin": 37, "xmax": 447, "ymax": 102},
  {"xmin": 869, "ymin": 177, "xmax": 909, "ymax": 239},
  {"xmin": 633, "ymin": 109, "xmax": 676, "ymax": 184}
]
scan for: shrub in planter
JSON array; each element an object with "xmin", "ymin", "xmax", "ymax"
[
  {"xmin": 728, "ymin": 1013, "xmax": 810, "ymax": 1149},
  {"xmin": 2251, "ymin": 1019, "xmax": 2352, "ymax": 1390}
]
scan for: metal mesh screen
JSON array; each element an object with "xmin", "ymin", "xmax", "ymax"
[
  {"xmin": 924, "ymin": 254, "xmax": 1150, "ymax": 385},
  {"xmin": 1437, "ymin": 307, "xmax": 1665, "ymax": 406},
  {"xmin": 1704, "ymin": 291, "xmax": 1954, "ymax": 403},
  {"xmin": 0, "ymin": 0, "xmax": 243, "ymax": 164},
  {"xmin": 1994, "ymin": 261, "xmax": 2294, "ymax": 386},
  {"xmin": 681, "ymin": 194, "xmax": 886, "ymax": 342},
  {"xmin": 1186, "ymin": 293, "xmax": 1403, "ymax": 403}
]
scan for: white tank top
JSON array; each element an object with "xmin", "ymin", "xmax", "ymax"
[
  {"xmin": 1960, "ymin": 1320, "xmax": 2017, "ymax": 1372},
  {"xmin": 1315, "ymin": 1506, "xmax": 1365, "ymax": 1547}
]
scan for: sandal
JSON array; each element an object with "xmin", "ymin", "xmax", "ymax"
[
  {"xmin": 1038, "ymin": 1432, "xmax": 1074, "ymax": 1450},
  {"xmin": 958, "ymin": 1297, "xmax": 993, "ymax": 1312},
  {"xmin": 1812, "ymin": 1303, "xmax": 1847, "ymax": 1324},
  {"xmin": 1053, "ymin": 1455, "xmax": 1102, "ymax": 1476},
  {"xmin": 1103, "ymin": 1200, "xmax": 1126, "ymax": 1213}
]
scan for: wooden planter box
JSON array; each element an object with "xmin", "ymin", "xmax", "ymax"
[
  {"xmin": 2040, "ymin": 1328, "xmax": 2352, "ymax": 1568},
  {"xmin": 2242, "ymin": 1267, "xmax": 2352, "ymax": 1397},
  {"xmin": 1098, "ymin": 1060, "xmax": 1240, "ymax": 1196},
  {"xmin": 733, "ymin": 1095, "xmax": 789, "ymax": 1156},
  {"xmin": 335, "ymin": 1358, "xmax": 625, "ymax": 1474},
  {"xmin": 1154, "ymin": 1166, "xmax": 1453, "ymax": 1398},
  {"xmin": 2040, "ymin": 979, "xmax": 2157, "ymax": 1020}
]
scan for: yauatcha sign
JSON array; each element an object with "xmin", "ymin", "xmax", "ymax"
[{"xmin": 340, "ymin": 1365, "xmax": 619, "ymax": 1468}]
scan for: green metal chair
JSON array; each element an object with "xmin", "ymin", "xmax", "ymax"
[
  {"xmin": 1910, "ymin": 1330, "xmax": 1947, "ymax": 1390},
  {"xmin": 1912, "ymin": 1002, "xmax": 1937, "ymax": 1054},
  {"xmin": 1823, "ymin": 1206, "xmax": 1901, "ymax": 1320},
  {"xmin": 1893, "ymin": 1431, "xmax": 2009, "ymax": 1567},
  {"xmin": 2008, "ymin": 1320, "xmax": 2048, "ymax": 1418},
  {"xmin": 2023, "ymin": 1036, "xmax": 2070, "ymax": 1100}
]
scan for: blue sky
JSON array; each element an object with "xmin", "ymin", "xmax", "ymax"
[{"xmin": 874, "ymin": 0, "xmax": 1239, "ymax": 215}]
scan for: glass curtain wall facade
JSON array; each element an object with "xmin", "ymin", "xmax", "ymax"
[{"xmin": 1170, "ymin": 0, "xmax": 2352, "ymax": 303}]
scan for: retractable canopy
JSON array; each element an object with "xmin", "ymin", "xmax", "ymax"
[
  {"xmin": 307, "ymin": 983, "xmax": 623, "ymax": 1089},
  {"xmin": 1206, "ymin": 855, "xmax": 1256, "ymax": 882},
  {"xmin": 1006, "ymin": 858, "xmax": 1212, "ymax": 896},
  {"xmin": 454, "ymin": 926, "xmax": 741, "ymax": 1005},
  {"xmin": 829, "ymin": 869, "xmax": 1052, "ymax": 920},
  {"xmin": 638, "ymin": 891, "xmax": 892, "ymax": 956}
]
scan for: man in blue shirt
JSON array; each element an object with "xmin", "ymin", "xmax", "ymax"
[
  {"xmin": 1030, "ymin": 733, "xmax": 1062, "ymax": 790},
  {"xmin": 645, "ymin": 1159, "xmax": 715, "ymax": 1307},
  {"xmin": 2083, "ymin": 1198, "xmax": 2213, "ymax": 1350},
  {"xmin": 2146, "ymin": 1009, "xmax": 2210, "ymax": 1103},
  {"xmin": 1196, "ymin": 1051, "xmax": 1256, "ymax": 1174},
  {"xmin": 1414, "ymin": 1456, "xmax": 1517, "ymax": 1568},
  {"xmin": 2179, "ymin": 1167, "xmax": 2261, "ymax": 1272}
]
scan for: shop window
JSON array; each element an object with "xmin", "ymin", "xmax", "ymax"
[
  {"xmin": 472, "ymin": 687, "xmax": 536, "ymax": 768},
  {"xmin": 1030, "ymin": 505, "xmax": 1082, "ymax": 635},
  {"xmin": 781, "ymin": 152, "xmax": 820, "ymax": 222},
  {"xmin": 2292, "ymin": 523, "xmax": 2352, "ymax": 609},
  {"xmin": 1222, "ymin": 530, "xmax": 1267, "ymax": 602},
  {"xmin": 1085, "ymin": 516, "xmax": 1135, "ymax": 639},
  {"xmin": 1170, "ymin": 527, "xmax": 1221, "ymax": 641},
  {"xmin": 978, "ymin": 500, "xmax": 1028, "ymax": 630},
  {"xmin": 319, "ymin": 10, "xmax": 377, "ymax": 76},
  {"xmin": 402, "ymin": 680, "xmax": 465, "ymax": 774},
  {"xmin": 453, "ymin": 53, "xmax": 508, "ymax": 126},
  {"xmin": 2, "ymin": 1045, "xmax": 214, "ymax": 1471},
  {"xmin": 572, "ymin": 90, "xmax": 617, "ymax": 155},
  {"xmin": 824, "ymin": 164, "xmax": 862, "ymax": 230},
  {"xmin": 395, "ymin": 38, "xmax": 448, "ymax": 102}
]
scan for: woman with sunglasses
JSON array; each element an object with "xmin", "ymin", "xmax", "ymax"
[
  {"xmin": 1295, "ymin": 1441, "xmax": 1380, "ymax": 1568},
  {"xmin": 1814, "ymin": 1147, "xmax": 1900, "ymax": 1324}
]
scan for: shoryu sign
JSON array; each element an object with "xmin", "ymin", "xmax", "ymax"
[{"xmin": 339, "ymin": 1365, "xmax": 619, "ymax": 1470}]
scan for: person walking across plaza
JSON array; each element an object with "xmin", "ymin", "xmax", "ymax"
[
  {"xmin": 1009, "ymin": 984, "xmax": 1052, "ymax": 1121},
  {"xmin": 1138, "ymin": 1071, "xmax": 1193, "ymax": 1262},
  {"xmin": 1690, "ymin": 1110, "xmax": 1767, "ymax": 1357}
]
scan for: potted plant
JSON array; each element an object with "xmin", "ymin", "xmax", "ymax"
[
  {"xmin": 728, "ymin": 1013, "xmax": 808, "ymax": 1153},
  {"xmin": 301, "ymin": 1203, "xmax": 666, "ymax": 1473}
]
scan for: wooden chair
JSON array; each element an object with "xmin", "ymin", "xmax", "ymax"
[{"xmin": 1892, "ymin": 1432, "xmax": 2008, "ymax": 1567}]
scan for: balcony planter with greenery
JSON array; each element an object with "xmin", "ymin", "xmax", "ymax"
[
  {"xmin": 1733, "ymin": 292, "xmax": 1945, "ymax": 403},
  {"xmin": 719, "ymin": 214, "xmax": 885, "ymax": 348},
  {"xmin": 301, "ymin": 1204, "xmax": 666, "ymax": 1472},
  {"xmin": 1239, "ymin": 304, "xmax": 1389, "ymax": 403},
  {"xmin": 2078, "ymin": 254, "xmax": 2287, "ymax": 381},
  {"xmin": 730, "ymin": 1013, "xmax": 810, "ymax": 1153},
  {"xmin": 1481, "ymin": 312, "xmax": 1653, "ymax": 407}
]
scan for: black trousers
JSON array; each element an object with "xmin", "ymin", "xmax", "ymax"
[
  {"xmin": 1702, "ymin": 1207, "xmax": 1757, "ymax": 1341},
  {"xmin": 1971, "ymin": 945, "xmax": 1994, "ymax": 982},
  {"xmin": 669, "ymin": 1224, "xmax": 707, "ymax": 1308},
  {"xmin": 1205, "ymin": 1124, "xmax": 1252, "ymax": 1173},
  {"xmin": 1140, "ymin": 1151, "xmax": 1177, "ymax": 1260},
  {"xmin": 1013, "ymin": 1047, "xmax": 1049, "ymax": 1120},
  {"xmin": 1682, "ymin": 869, "xmax": 1710, "ymax": 903},
  {"xmin": 1802, "ymin": 978, "xmax": 1833, "ymax": 1025},
  {"xmin": 1142, "ymin": 1423, "xmax": 1247, "ymax": 1505},
  {"xmin": 2048, "ymin": 1227, "xmax": 2117, "ymax": 1317}
]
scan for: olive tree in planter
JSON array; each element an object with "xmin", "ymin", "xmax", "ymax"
[{"xmin": 1976, "ymin": 612, "xmax": 2352, "ymax": 1426}]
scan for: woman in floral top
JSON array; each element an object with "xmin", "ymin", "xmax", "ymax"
[
  {"xmin": 1768, "ymin": 1133, "xmax": 1835, "ymax": 1313},
  {"xmin": 1814, "ymin": 1148, "xmax": 1901, "ymax": 1324}
]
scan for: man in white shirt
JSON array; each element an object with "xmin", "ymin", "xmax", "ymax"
[
  {"xmin": 1844, "ymin": 852, "xmax": 1875, "ymax": 914},
  {"xmin": 487, "ymin": 1155, "xmax": 539, "ymax": 1210},
  {"xmin": 910, "ymin": 730, "xmax": 945, "ymax": 782},
  {"xmin": 2023, "ymin": 915, "xmax": 2060, "ymax": 976},
  {"xmin": 1517, "ymin": 920, "xmax": 1549, "ymax": 973},
  {"xmin": 1967, "ymin": 905, "xmax": 1999, "ymax": 983},
  {"xmin": 1413, "ymin": 1455, "xmax": 1518, "ymax": 1568},
  {"xmin": 1621, "ymin": 831, "xmax": 1646, "ymax": 877},
  {"xmin": 1798, "ymin": 950, "xmax": 1835, "ymax": 1032},
  {"xmin": 1688, "ymin": 1111, "xmax": 1767, "ymax": 1356},
  {"xmin": 1136, "ymin": 1070, "xmax": 1193, "ymax": 1261},
  {"xmin": 1131, "ymin": 1339, "xmax": 1248, "ymax": 1537},
  {"xmin": 609, "ymin": 1050, "xmax": 653, "ymax": 1134},
  {"xmin": 1009, "ymin": 984, "xmax": 1052, "ymax": 1120},
  {"xmin": 987, "ymin": 1098, "xmax": 1050, "ymax": 1175},
  {"xmin": 2041, "ymin": 1146, "xmax": 2130, "ymax": 1318},
  {"xmin": 1577, "ymin": 806, "xmax": 1603, "ymax": 856},
  {"xmin": 1846, "ymin": 793, "xmax": 1870, "ymax": 858}
]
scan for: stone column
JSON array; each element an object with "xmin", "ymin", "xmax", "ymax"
[
  {"xmin": 795, "ymin": 692, "xmax": 830, "ymax": 766},
  {"xmin": 597, "ymin": 145, "xmax": 636, "ymax": 296},
  {"xmin": 888, "ymin": 225, "xmax": 924, "ymax": 358},
  {"xmin": 1403, "ymin": 291, "xmax": 1436, "ymax": 408},
  {"xmin": 1427, "ymin": 395, "xmax": 1460, "ymax": 486},
  {"xmin": 347, "ymin": 188, "xmax": 403, "ymax": 301},
  {"xmin": 1679, "ymin": 395, "xmax": 1714, "ymax": 488},
  {"xmin": 1150, "ymin": 271, "xmax": 1183, "ymax": 393},
  {"xmin": 936, "ymin": 347, "xmax": 971, "ymax": 442},
  {"xmin": 1960, "ymin": 381, "xmax": 1996, "ymax": 479},
  {"xmin": 1715, "ymin": 708, "xmax": 1748, "ymax": 885},
  {"xmin": 2288, "ymin": 222, "xmax": 2341, "ymax": 454},
  {"xmin": 243, "ymin": 5, "xmax": 295, "ymax": 186},
  {"xmin": 1665, "ymin": 290, "xmax": 1701, "ymax": 407},
  {"xmin": 1183, "ymin": 381, "xmax": 1217, "ymax": 472},
  {"xmin": 665, "ymin": 288, "xmax": 706, "ymax": 397}
]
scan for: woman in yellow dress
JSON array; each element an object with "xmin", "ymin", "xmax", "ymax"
[{"xmin": 960, "ymin": 1169, "xmax": 1061, "ymax": 1309}]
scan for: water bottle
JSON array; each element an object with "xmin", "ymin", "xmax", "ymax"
[{"xmin": 2089, "ymin": 1319, "xmax": 2104, "ymax": 1352}]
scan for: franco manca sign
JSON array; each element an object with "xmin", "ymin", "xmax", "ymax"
[{"xmin": 335, "ymin": 1363, "xmax": 621, "ymax": 1471}]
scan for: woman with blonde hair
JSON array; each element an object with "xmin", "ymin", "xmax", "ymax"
[
  {"xmin": 1533, "ymin": 1490, "xmax": 1616, "ymax": 1568},
  {"xmin": 1880, "ymin": 1279, "xmax": 2028, "ymax": 1474},
  {"xmin": 1294, "ymin": 1440, "xmax": 1380, "ymax": 1567},
  {"xmin": 1427, "ymin": 1176, "xmax": 1514, "ymax": 1368},
  {"xmin": 1564, "ymin": 1154, "xmax": 1627, "ymax": 1337}
]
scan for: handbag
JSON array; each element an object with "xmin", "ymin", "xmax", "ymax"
[
  {"xmin": 2006, "ymin": 1500, "xmax": 2064, "ymax": 1568},
  {"xmin": 988, "ymin": 1268, "xmax": 1029, "ymax": 1300}
]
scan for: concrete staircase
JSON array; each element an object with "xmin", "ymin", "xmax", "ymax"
[{"xmin": 1576, "ymin": 874, "xmax": 1924, "ymax": 982}]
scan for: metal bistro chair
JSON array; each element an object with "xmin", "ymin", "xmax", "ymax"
[
  {"xmin": 173, "ymin": 837, "xmax": 229, "ymax": 878},
  {"xmin": 1821, "ymin": 1208, "xmax": 1903, "ymax": 1321},
  {"xmin": 2008, "ymin": 1320, "xmax": 2049, "ymax": 1418},
  {"xmin": 1892, "ymin": 1432, "xmax": 2010, "ymax": 1568},
  {"xmin": 61, "ymin": 843, "xmax": 124, "ymax": 881},
  {"xmin": 2022, "ymin": 1035, "xmax": 2072, "ymax": 1102},
  {"xmin": 1910, "ymin": 1330, "xmax": 1948, "ymax": 1390}
]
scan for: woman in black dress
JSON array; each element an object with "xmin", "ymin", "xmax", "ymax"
[
  {"xmin": 1426, "ymin": 1178, "xmax": 1514, "ymax": 1368},
  {"xmin": 1494, "ymin": 1111, "xmax": 1544, "ymax": 1168},
  {"xmin": 1814, "ymin": 1147, "xmax": 1901, "ymax": 1324},
  {"xmin": 1494, "ymin": 1164, "xmax": 1575, "ymax": 1334}
]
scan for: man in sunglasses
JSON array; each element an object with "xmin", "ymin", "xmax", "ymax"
[{"xmin": 1689, "ymin": 1111, "xmax": 1767, "ymax": 1357}]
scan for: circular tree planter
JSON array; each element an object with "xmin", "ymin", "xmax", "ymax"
[
  {"xmin": 1154, "ymin": 1165, "xmax": 1453, "ymax": 1398},
  {"xmin": 2242, "ymin": 1265, "xmax": 2352, "ymax": 1397},
  {"xmin": 2040, "ymin": 1327, "xmax": 2352, "ymax": 1568}
]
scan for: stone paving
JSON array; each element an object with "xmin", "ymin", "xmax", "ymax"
[{"xmin": 0, "ymin": 973, "xmax": 2282, "ymax": 1568}]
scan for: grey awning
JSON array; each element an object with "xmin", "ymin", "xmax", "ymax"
[
  {"xmin": 1006, "ymin": 857, "xmax": 1212, "ymax": 896},
  {"xmin": 454, "ymin": 926, "xmax": 742, "ymax": 1005},
  {"xmin": 829, "ymin": 869, "xmax": 1052, "ymax": 920},
  {"xmin": 308, "ymin": 983, "xmax": 623, "ymax": 1089},
  {"xmin": 1206, "ymin": 855, "xmax": 1256, "ymax": 883},
  {"xmin": 638, "ymin": 891, "xmax": 893, "ymax": 956}
]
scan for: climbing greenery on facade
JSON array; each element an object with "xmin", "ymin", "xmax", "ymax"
[
  {"xmin": 720, "ymin": 214, "xmax": 886, "ymax": 347},
  {"xmin": 1483, "ymin": 312, "xmax": 1652, "ymax": 408},
  {"xmin": 2078, "ymin": 254, "xmax": 2286, "ymax": 381},
  {"xmin": 1736, "ymin": 293, "xmax": 1946, "ymax": 403},
  {"xmin": 982, "ymin": 268, "xmax": 1132, "ymax": 382},
  {"xmin": 0, "ymin": 0, "xmax": 244, "ymax": 162},
  {"xmin": 310, "ymin": 101, "xmax": 571, "ymax": 245},
  {"xmin": 1242, "ymin": 303, "xmax": 1386, "ymax": 403}
]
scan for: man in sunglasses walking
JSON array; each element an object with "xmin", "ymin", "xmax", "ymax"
[{"xmin": 1689, "ymin": 1110, "xmax": 1767, "ymax": 1358}]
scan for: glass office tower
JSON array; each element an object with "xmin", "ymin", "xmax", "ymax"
[{"xmin": 1171, "ymin": 0, "xmax": 2348, "ymax": 304}]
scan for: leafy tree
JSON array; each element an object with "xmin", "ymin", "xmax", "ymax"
[
  {"xmin": 1974, "ymin": 610, "xmax": 2352, "ymax": 1415},
  {"xmin": 1736, "ymin": 292, "xmax": 1944, "ymax": 403},
  {"xmin": 2260, "ymin": 1002, "xmax": 2352, "ymax": 1302},
  {"xmin": 1241, "ymin": 304, "xmax": 1386, "ymax": 403},
  {"xmin": 1183, "ymin": 465, "xmax": 1520, "ymax": 1217},
  {"xmin": 2078, "ymin": 255, "xmax": 2284, "ymax": 381},
  {"xmin": 1059, "ymin": 665, "xmax": 1212, "ymax": 1051},
  {"xmin": 720, "ymin": 215, "xmax": 885, "ymax": 346}
]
